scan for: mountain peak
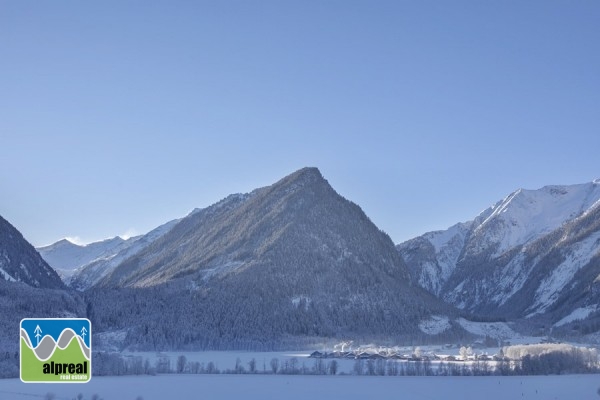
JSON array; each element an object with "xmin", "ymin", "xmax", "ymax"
[
  {"xmin": 282, "ymin": 167, "xmax": 324, "ymax": 184},
  {"xmin": 57, "ymin": 238, "xmax": 79, "ymax": 247},
  {"xmin": 82, "ymin": 168, "xmax": 441, "ymax": 348},
  {"xmin": 294, "ymin": 166, "xmax": 322, "ymax": 177},
  {"xmin": 268, "ymin": 167, "xmax": 329, "ymax": 195},
  {"xmin": 96, "ymin": 166, "xmax": 413, "ymax": 289},
  {"xmin": 99, "ymin": 236, "xmax": 126, "ymax": 245},
  {"xmin": 398, "ymin": 177, "xmax": 600, "ymax": 322}
]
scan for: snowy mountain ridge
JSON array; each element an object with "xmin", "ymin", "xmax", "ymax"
[
  {"xmin": 397, "ymin": 178, "xmax": 600, "ymax": 336},
  {"xmin": 37, "ymin": 236, "xmax": 138, "ymax": 280},
  {"xmin": 38, "ymin": 218, "xmax": 181, "ymax": 289},
  {"xmin": 470, "ymin": 180, "xmax": 600, "ymax": 257}
]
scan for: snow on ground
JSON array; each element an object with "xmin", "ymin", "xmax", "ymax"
[
  {"xmin": 475, "ymin": 182, "xmax": 600, "ymax": 257},
  {"xmin": 0, "ymin": 267, "xmax": 17, "ymax": 282},
  {"xmin": 529, "ymin": 231, "xmax": 600, "ymax": 314},
  {"xmin": 417, "ymin": 223, "xmax": 470, "ymax": 295},
  {"xmin": 419, "ymin": 316, "xmax": 451, "ymax": 335},
  {"xmin": 37, "ymin": 237, "xmax": 131, "ymax": 272},
  {"xmin": 457, "ymin": 318, "xmax": 520, "ymax": 341},
  {"xmin": 491, "ymin": 252, "xmax": 529, "ymax": 306},
  {"xmin": 121, "ymin": 350, "xmax": 315, "ymax": 372},
  {"xmin": 1, "ymin": 374, "xmax": 598, "ymax": 400},
  {"xmin": 555, "ymin": 306, "xmax": 598, "ymax": 327}
]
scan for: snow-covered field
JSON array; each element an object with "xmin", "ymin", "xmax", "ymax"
[
  {"xmin": 119, "ymin": 350, "xmax": 314, "ymax": 372},
  {"xmin": 1, "ymin": 374, "xmax": 599, "ymax": 400}
]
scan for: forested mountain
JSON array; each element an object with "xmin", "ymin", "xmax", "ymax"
[
  {"xmin": 397, "ymin": 180, "xmax": 600, "ymax": 336},
  {"xmin": 0, "ymin": 215, "xmax": 64, "ymax": 289},
  {"xmin": 0, "ymin": 215, "xmax": 84, "ymax": 374},
  {"xmin": 98, "ymin": 167, "xmax": 416, "ymax": 289},
  {"xmin": 84, "ymin": 167, "xmax": 459, "ymax": 350},
  {"xmin": 15, "ymin": 170, "xmax": 600, "ymax": 351}
]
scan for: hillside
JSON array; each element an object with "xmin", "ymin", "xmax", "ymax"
[
  {"xmin": 0, "ymin": 215, "xmax": 84, "ymax": 375},
  {"xmin": 397, "ymin": 180, "xmax": 600, "ymax": 337},
  {"xmin": 84, "ymin": 168, "xmax": 457, "ymax": 350},
  {"xmin": 0, "ymin": 215, "xmax": 64, "ymax": 289}
]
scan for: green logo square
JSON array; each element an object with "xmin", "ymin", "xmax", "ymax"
[{"xmin": 20, "ymin": 318, "xmax": 92, "ymax": 383}]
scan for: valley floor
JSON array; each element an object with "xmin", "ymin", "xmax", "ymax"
[{"xmin": 1, "ymin": 374, "xmax": 599, "ymax": 400}]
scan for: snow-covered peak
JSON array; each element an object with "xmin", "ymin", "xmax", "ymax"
[
  {"xmin": 38, "ymin": 236, "xmax": 134, "ymax": 272},
  {"xmin": 42, "ymin": 238, "xmax": 79, "ymax": 250},
  {"xmin": 424, "ymin": 222, "xmax": 472, "ymax": 254},
  {"xmin": 470, "ymin": 180, "xmax": 600, "ymax": 255}
]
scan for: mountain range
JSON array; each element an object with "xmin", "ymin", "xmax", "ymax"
[
  {"xmin": 2, "ymin": 168, "xmax": 600, "ymax": 351},
  {"xmin": 28, "ymin": 168, "xmax": 457, "ymax": 350},
  {"xmin": 397, "ymin": 180, "xmax": 600, "ymax": 338},
  {"xmin": 37, "ymin": 218, "xmax": 180, "ymax": 289}
]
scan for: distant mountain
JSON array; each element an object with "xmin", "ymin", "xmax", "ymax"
[
  {"xmin": 37, "ymin": 236, "xmax": 135, "ymax": 282},
  {"xmin": 38, "ymin": 218, "xmax": 180, "ymax": 289},
  {"xmin": 397, "ymin": 179, "xmax": 600, "ymax": 333},
  {"xmin": 85, "ymin": 167, "xmax": 456, "ymax": 350},
  {"xmin": 69, "ymin": 218, "xmax": 179, "ymax": 290},
  {"xmin": 0, "ymin": 215, "xmax": 64, "ymax": 289}
]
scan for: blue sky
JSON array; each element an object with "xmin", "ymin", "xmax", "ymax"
[{"xmin": 1, "ymin": 1, "xmax": 599, "ymax": 247}]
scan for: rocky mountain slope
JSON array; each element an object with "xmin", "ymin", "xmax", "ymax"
[{"xmin": 397, "ymin": 180, "xmax": 600, "ymax": 334}]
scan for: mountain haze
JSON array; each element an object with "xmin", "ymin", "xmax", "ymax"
[
  {"xmin": 66, "ymin": 218, "xmax": 180, "ymax": 289},
  {"xmin": 37, "ymin": 236, "xmax": 135, "ymax": 282},
  {"xmin": 38, "ymin": 237, "xmax": 130, "ymax": 271}
]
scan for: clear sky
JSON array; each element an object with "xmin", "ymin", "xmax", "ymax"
[{"xmin": 1, "ymin": 1, "xmax": 599, "ymax": 247}]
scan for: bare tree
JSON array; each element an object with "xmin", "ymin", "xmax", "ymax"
[
  {"xmin": 248, "ymin": 358, "xmax": 257, "ymax": 374},
  {"xmin": 459, "ymin": 346, "xmax": 473, "ymax": 360},
  {"xmin": 366, "ymin": 359, "xmax": 376, "ymax": 376},
  {"xmin": 353, "ymin": 359, "xmax": 364, "ymax": 375},
  {"xmin": 313, "ymin": 358, "xmax": 325, "ymax": 375},
  {"xmin": 289, "ymin": 358, "xmax": 299, "ymax": 374},
  {"xmin": 328, "ymin": 360, "xmax": 338, "ymax": 375},
  {"xmin": 270, "ymin": 358, "xmax": 280, "ymax": 374},
  {"xmin": 206, "ymin": 361, "xmax": 218, "ymax": 374},
  {"xmin": 235, "ymin": 357, "xmax": 245, "ymax": 374},
  {"xmin": 177, "ymin": 355, "xmax": 187, "ymax": 373},
  {"xmin": 413, "ymin": 347, "xmax": 422, "ymax": 359}
]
